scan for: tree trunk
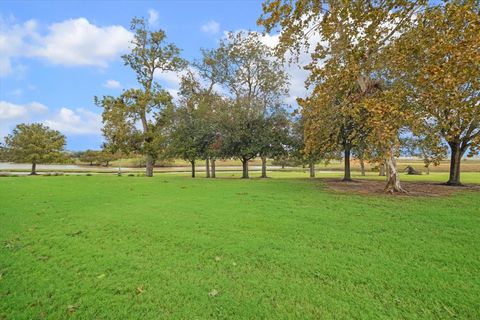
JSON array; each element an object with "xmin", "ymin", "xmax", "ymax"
[
  {"xmin": 191, "ymin": 160, "xmax": 196, "ymax": 178},
  {"xmin": 145, "ymin": 154, "xmax": 154, "ymax": 177},
  {"xmin": 360, "ymin": 158, "xmax": 365, "ymax": 176},
  {"xmin": 446, "ymin": 142, "xmax": 463, "ymax": 186},
  {"xmin": 309, "ymin": 160, "xmax": 315, "ymax": 178},
  {"xmin": 281, "ymin": 163, "xmax": 285, "ymax": 169},
  {"xmin": 206, "ymin": 158, "xmax": 210, "ymax": 178},
  {"xmin": 211, "ymin": 159, "xmax": 216, "ymax": 178},
  {"xmin": 260, "ymin": 156, "xmax": 267, "ymax": 178},
  {"xmin": 343, "ymin": 147, "xmax": 351, "ymax": 181},
  {"xmin": 426, "ymin": 165, "xmax": 430, "ymax": 175},
  {"xmin": 379, "ymin": 162, "xmax": 386, "ymax": 176},
  {"xmin": 106, "ymin": 161, "xmax": 109, "ymax": 167},
  {"xmin": 384, "ymin": 155, "xmax": 406, "ymax": 193},
  {"xmin": 241, "ymin": 158, "xmax": 249, "ymax": 179},
  {"xmin": 30, "ymin": 162, "xmax": 37, "ymax": 175}
]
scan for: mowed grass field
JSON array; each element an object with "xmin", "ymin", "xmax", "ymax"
[{"xmin": 1, "ymin": 174, "xmax": 480, "ymax": 319}]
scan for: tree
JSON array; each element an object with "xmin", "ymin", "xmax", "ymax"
[
  {"xmin": 392, "ymin": 1, "xmax": 480, "ymax": 185},
  {"xmin": 258, "ymin": 110, "xmax": 291, "ymax": 178},
  {"xmin": 3, "ymin": 123, "xmax": 66, "ymax": 175},
  {"xmin": 214, "ymin": 31, "xmax": 289, "ymax": 178},
  {"xmin": 403, "ymin": 135, "xmax": 447, "ymax": 175},
  {"xmin": 289, "ymin": 113, "xmax": 322, "ymax": 178},
  {"xmin": 169, "ymin": 73, "xmax": 214, "ymax": 178},
  {"xmin": 79, "ymin": 150, "xmax": 99, "ymax": 165},
  {"xmin": 259, "ymin": 0, "xmax": 425, "ymax": 192},
  {"xmin": 97, "ymin": 18, "xmax": 186, "ymax": 177}
]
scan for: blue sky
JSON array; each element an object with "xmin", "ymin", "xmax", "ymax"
[{"xmin": 1, "ymin": 0, "xmax": 301, "ymax": 150}]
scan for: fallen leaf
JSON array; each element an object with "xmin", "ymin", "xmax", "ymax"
[
  {"xmin": 214, "ymin": 256, "xmax": 221, "ymax": 262},
  {"xmin": 67, "ymin": 304, "xmax": 78, "ymax": 314},
  {"xmin": 66, "ymin": 231, "xmax": 82, "ymax": 237},
  {"xmin": 232, "ymin": 262, "xmax": 237, "ymax": 266},
  {"xmin": 97, "ymin": 274, "xmax": 106, "ymax": 279},
  {"xmin": 208, "ymin": 289, "xmax": 219, "ymax": 297},
  {"xmin": 136, "ymin": 286, "xmax": 145, "ymax": 294}
]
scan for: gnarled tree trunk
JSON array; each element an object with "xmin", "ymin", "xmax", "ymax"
[
  {"xmin": 260, "ymin": 156, "xmax": 267, "ymax": 178},
  {"xmin": 343, "ymin": 147, "xmax": 351, "ymax": 181},
  {"xmin": 384, "ymin": 155, "xmax": 406, "ymax": 193},
  {"xmin": 145, "ymin": 154, "xmax": 154, "ymax": 177},
  {"xmin": 309, "ymin": 160, "xmax": 315, "ymax": 178},
  {"xmin": 211, "ymin": 158, "xmax": 216, "ymax": 178},
  {"xmin": 191, "ymin": 160, "xmax": 196, "ymax": 178},
  {"xmin": 241, "ymin": 158, "xmax": 249, "ymax": 179},
  {"xmin": 206, "ymin": 158, "xmax": 210, "ymax": 178}
]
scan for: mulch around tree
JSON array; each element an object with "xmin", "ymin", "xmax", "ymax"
[{"xmin": 324, "ymin": 178, "xmax": 480, "ymax": 197}]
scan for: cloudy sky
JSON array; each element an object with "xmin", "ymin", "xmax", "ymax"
[{"xmin": 0, "ymin": 0, "xmax": 308, "ymax": 150}]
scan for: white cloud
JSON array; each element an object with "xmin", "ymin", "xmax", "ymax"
[
  {"xmin": 0, "ymin": 17, "xmax": 133, "ymax": 76},
  {"xmin": 0, "ymin": 101, "xmax": 47, "ymax": 121},
  {"xmin": 28, "ymin": 101, "xmax": 48, "ymax": 113},
  {"xmin": 0, "ymin": 100, "xmax": 49, "ymax": 138},
  {"xmin": 44, "ymin": 107, "xmax": 102, "ymax": 135},
  {"xmin": 0, "ymin": 18, "xmax": 38, "ymax": 77},
  {"xmin": 154, "ymin": 69, "xmax": 183, "ymax": 88},
  {"xmin": 0, "ymin": 101, "xmax": 28, "ymax": 120},
  {"xmin": 148, "ymin": 9, "xmax": 159, "ymax": 28},
  {"xmin": 34, "ymin": 18, "xmax": 133, "ymax": 67},
  {"xmin": 103, "ymin": 79, "xmax": 122, "ymax": 89},
  {"xmin": 201, "ymin": 20, "xmax": 220, "ymax": 34}
]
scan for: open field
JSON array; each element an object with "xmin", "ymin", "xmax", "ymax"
[{"xmin": 1, "ymin": 175, "xmax": 480, "ymax": 319}]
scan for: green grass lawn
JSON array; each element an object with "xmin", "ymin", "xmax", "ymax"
[{"xmin": 1, "ymin": 175, "xmax": 479, "ymax": 319}]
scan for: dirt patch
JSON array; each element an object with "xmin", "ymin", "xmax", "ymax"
[{"xmin": 325, "ymin": 178, "xmax": 480, "ymax": 197}]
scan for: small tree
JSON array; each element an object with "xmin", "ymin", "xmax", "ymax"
[
  {"xmin": 79, "ymin": 150, "xmax": 99, "ymax": 165},
  {"xmin": 3, "ymin": 123, "xmax": 66, "ymax": 175}
]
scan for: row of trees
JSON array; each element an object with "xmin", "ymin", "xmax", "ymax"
[
  {"xmin": 96, "ymin": 19, "xmax": 294, "ymax": 179},
  {"xmin": 259, "ymin": 0, "xmax": 479, "ymax": 191}
]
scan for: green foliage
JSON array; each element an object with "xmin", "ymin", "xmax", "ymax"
[{"xmin": 2, "ymin": 123, "xmax": 66, "ymax": 166}]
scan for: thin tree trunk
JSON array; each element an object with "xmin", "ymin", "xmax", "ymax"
[
  {"xmin": 261, "ymin": 156, "xmax": 267, "ymax": 178},
  {"xmin": 384, "ymin": 155, "xmax": 406, "ymax": 193},
  {"xmin": 211, "ymin": 158, "xmax": 216, "ymax": 178},
  {"xmin": 360, "ymin": 158, "xmax": 365, "ymax": 176},
  {"xmin": 309, "ymin": 160, "xmax": 315, "ymax": 178},
  {"xmin": 206, "ymin": 158, "xmax": 210, "ymax": 178},
  {"xmin": 379, "ymin": 162, "xmax": 386, "ymax": 176},
  {"xmin": 191, "ymin": 160, "xmax": 196, "ymax": 178},
  {"xmin": 106, "ymin": 161, "xmax": 109, "ymax": 167},
  {"xmin": 30, "ymin": 162, "xmax": 37, "ymax": 175},
  {"xmin": 343, "ymin": 147, "xmax": 351, "ymax": 181},
  {"xmin": 447, "ymin": 142, "xmax": 463, "ymax": 186},
  {"xmin": 426, "ymin": 166, "xmax": 430, "ymax": 175},
  {"xmin": 241, "ymin": 158, "xmax": 249, "ymax": 179},
  {"xmin": 145, "ymin": 154, "xmax": 154, "ymax": 177}
]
